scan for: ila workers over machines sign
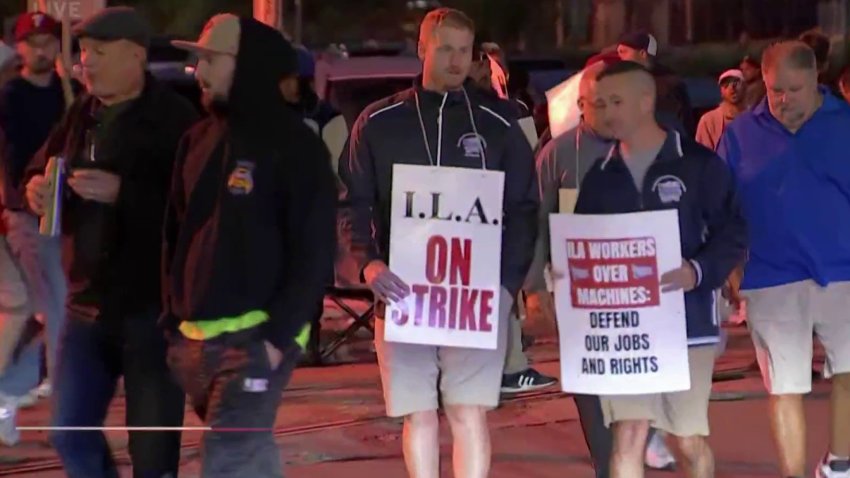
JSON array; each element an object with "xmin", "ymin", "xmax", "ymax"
[
  {"xmin": 384, "ymin": 164, "xmax": 504, "ymax": 350},
  {"xmin": 550, "ymin": 210, "xmax": 690, "ymax": 395}
]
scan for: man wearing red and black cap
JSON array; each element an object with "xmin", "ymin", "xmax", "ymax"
[
  {"xmin": 2, "ymin": 12, "xmax": 65, "ymax": 201},
  {"xmin": 0, "ymin": 11, "xmax": 70, "ymax": 447},
  {"xmin": 617, "ymin": 31, "xmax": 695, "ymax": 136}
]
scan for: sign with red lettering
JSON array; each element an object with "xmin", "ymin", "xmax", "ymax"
[
  {"xmin": 550, "ymin": 210, "xmax": 690, "ymax": 395},
  {"xmin": 567, "ymin": 237, "xmax": 660, "ymax": 309},
  {"xmin": 29, "ymin": 0, "xmax": 105, "ymax": 21},
  {"xmin": 384, "ymin": 164, "xmax": 504, "ymax": 350}
]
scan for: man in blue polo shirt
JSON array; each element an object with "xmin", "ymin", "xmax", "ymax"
[{"xmin": 717, "ymin": 41, "xmax": 850, "ymax": 478}]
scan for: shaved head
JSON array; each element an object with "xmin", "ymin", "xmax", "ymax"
[
  {"xmin": 578, "ymin": 61, "xmax": 605, "ymax": 100},
  {"xmin": 594, "ymin": 61, "xmax": 657, "ymax": 140}
]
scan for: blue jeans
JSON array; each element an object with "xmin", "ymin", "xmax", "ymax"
[
  {"xmin": 0, "ymin": 212, "xmax": 66, "ymax": 397},
  {"xmin": 50, "ymin": 312, "xmax": 185, "ymax": 478}
]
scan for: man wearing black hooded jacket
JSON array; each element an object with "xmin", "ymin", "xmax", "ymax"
[{"xmin": 167, "ymin": 14, "xmax": 336, "ymax": 477}]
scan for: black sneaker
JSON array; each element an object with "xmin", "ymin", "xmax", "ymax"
[{"xmin": 501, "ymin": 368, "xmax": 558, "ymax": 393}]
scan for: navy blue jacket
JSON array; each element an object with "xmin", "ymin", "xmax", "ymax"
[
  {"xmin": 339, "ymin": 79, "xmax": 538, "ymax": 298},
  {"xmin": 575, "ymin": 130, "xmax": 747, "ymax": 346}
]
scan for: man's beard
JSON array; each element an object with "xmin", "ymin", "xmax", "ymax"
[
  {"xmin": 28, "ymin": 57, "xmax": 53, "ymax": 75},
  {"xmin": 203, "ymin": 91, "xmax": 230, "ymax": 116}
]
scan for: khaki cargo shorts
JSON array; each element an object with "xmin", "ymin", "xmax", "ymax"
[
  {"xmin": 374, "ymin": 287, "xmax": 512, "ymax": 418},
  {"xmin": 600, "ymin": 345, "xmax": 716, "ymax": 437},
  {"xmin": 742, "ymin": 280, "xmax": 850, "ymax": 395}
]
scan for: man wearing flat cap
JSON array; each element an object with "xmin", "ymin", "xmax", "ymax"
[{"xmin": 23, "ymin": 7, "xmax": 198, "ymax": 478}]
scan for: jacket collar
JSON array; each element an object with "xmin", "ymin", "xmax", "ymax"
[
  {"xmin": 413, "ymin": 74, "xmax": 478, "ymax": 107},
  {"xmin": 600, "ymin": 129, "xmax": 683, "ymax": 170},
  {"xmin": 84, "ymin": 73, "xmax": 163, "ymax": 126}
]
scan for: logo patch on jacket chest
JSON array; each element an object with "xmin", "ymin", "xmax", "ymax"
[
  {"xmin": 651, "ymin": 175, "xmax": 687, "ymax": 204},
  {"xmin": 227, "ymin": 161, "xmax": 255, "ymax": 195},
  {"xmin": 457, "ymin": 132, "xmax": 487, "ymax": 159}
]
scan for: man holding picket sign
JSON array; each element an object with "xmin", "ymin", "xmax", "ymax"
[
  {"xmin": 550, "ymin": 60, "xmax": 747, "ymax": 478},
  {"xmin": 338, "ymin": 7, "xmax": 537, "ymax": 478}
]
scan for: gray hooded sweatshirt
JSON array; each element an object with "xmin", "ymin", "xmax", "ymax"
[{"xmin": 524, "ymin": 121, "xmax": 614, "ymax": 291}]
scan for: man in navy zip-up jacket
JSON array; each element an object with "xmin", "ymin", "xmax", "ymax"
[
  {"xmin": 338, "ymin": 8, "xmax": 537, "ymax": 478},
  {"xmin": 577, "ymin": 61, "xmax": 747, "ymax": 478},
  {"xmin": 717, "ymin": 41, "xmax": 850, "ymax": 478}
]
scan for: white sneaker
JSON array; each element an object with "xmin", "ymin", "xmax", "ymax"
[
  {"xmin": 816, "ymin": 454, "xmax": 850, "ymax": 477},
  {"xmin": 35, "ymin": 381, "xmax": 51, "ymax": 398},
  {"xmin": 645, "ymin": 431, "xmax": 676, "ymax": 470},
  {"xmin": 0, "ymin": 395, "xmax": 20, "ymax": 446}
]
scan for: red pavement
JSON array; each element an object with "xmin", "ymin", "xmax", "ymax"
[{"xmin": 0, "ymin": 324, "xmax": 834, "ymax": 477}]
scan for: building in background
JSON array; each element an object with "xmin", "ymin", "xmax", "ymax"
[{"xmin": 591, "ymin": 0, "xmax": 821, "ymax": 48}]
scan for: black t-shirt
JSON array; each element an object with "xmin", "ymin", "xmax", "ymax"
[{"xmin": 0, "ymin": 74, "xmax": 66, "ymax": 189}]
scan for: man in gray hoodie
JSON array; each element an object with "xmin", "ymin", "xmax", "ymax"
[{"xmin": 526, "ymin": 60, "xmax": 615, "ymax": 478}]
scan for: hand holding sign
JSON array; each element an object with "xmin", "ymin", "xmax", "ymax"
[
  {"xmin": 364, "ymin": 260, "xmax": 410, "ymax": 303},
  {"xmin": 550, "ymin": 210, "xmax": 690, "ymax": 395},
  {"xmin": 383, "ymin": 164, "xmax": 504, "ymax": 350},
  {"xmin": 659, "ymin": 259, "xmax": 697, "ymax": 293}
]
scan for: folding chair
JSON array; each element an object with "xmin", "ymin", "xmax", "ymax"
[{"xmin": 317, "ymin": 285, "xmax": 375, "ymax": 362}]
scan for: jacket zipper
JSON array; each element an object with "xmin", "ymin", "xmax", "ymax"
[{"xmin": 435, "ymin": 92, "xmax": 448, "ymax": 166}]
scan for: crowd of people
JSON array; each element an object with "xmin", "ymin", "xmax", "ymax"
[{"xmin": 0, "ymin": 5, "xmax": 846, "ymax": 478}]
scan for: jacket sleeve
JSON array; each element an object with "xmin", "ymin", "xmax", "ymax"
[
  {"xmin": 337, "ymin": 112, "xmax": 381, "ymax": 281},
  {"xmin": 523, "ymin": 137, "xmax": 561, "ymax": 292},
  {"xmin": 688, "ymin": 152, "xmax": 748, "ymax": 291},
  {"xmin": 263, "ymin": 132, "xmax": 337, "ymax": 352},
  {"xmin": 160, "ymin": 132, "xmax": 191, "ymax": 325},
  {"xmin": 501, "ymin": 119, "xmax": 539, "ymax": 298}
]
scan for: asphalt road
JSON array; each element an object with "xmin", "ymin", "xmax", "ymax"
[{"xmin": 0, "ymin": 321, "xmax": 833, "ymax": 477}]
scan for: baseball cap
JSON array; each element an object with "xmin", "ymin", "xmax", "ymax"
[
  {"xmin": 718, "ymin": 69, "xmax": 744, "ymax": 85},
  {"xmin": 73, "ymin": 7, "xmax": 152, "ymax": 49},
  {"xmin": 172, "ymin": 14, "xmax": 240, "ymax": 56},
  {"xmin": 14, "ymin": 12, "xmax": 60, "ymax": 43},
  {"xmin": 619, "ymin": 31, "xmax": 658, "ymax": 56}
]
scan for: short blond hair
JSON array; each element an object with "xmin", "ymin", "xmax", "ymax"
[
  {"xmin": 762, "ymin": 40, "xmax": 817, "ymax": 74},
  {"xmin": 418, "ymin": 8, "xmax": 475, "ymax": 45}
]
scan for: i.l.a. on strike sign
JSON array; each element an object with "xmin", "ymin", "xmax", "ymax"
[{"xmin": 384, "ymin": 164, "xmax": 505, "ymax": 350}]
